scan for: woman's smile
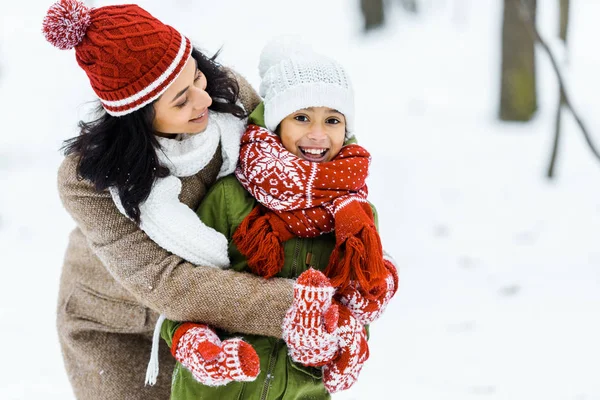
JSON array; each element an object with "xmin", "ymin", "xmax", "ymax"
[{"xmin": 190, "ymin": 109, "xmax": 209, "ymax": 124}]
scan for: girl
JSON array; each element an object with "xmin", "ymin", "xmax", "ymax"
[{"xmin": 157, "ymin": 39, "xmax": 399, "ymax": 399}]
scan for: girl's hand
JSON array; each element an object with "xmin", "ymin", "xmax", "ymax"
[
  {"xmin": 172, "ymin": 323, "xmax": 260, "ymax": 386},
  {"xmin": 282, "ymin": 268, "xmax": 340, "ymax": 367},
  {"xmin": 336, "ymin": 258, "xmax": 398, "ymax": 325},
  {"xmin": 322, "ymin": 300, "xmax": 370, "ymax": 393}
]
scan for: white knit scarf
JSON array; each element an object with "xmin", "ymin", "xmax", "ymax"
[{"xmin": 110, "ymin": 110, "xmax": 245, "ymax": 269}]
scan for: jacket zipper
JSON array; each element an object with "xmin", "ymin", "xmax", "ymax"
[
  {"xmin": 290, "ymin": 239, "xmax": 301, "ymax": 278},
  {"xmin": 260, "ymin": 340, "xmax": 281, "ymax": 400}
]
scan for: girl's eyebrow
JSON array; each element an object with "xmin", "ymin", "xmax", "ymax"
[
  {"xmin": 309, "ymin": 107, "xmax": 341, "ymax": 113},
  {"xmin": 298, "ymin": 107, "xmax": 342, "ymax": 115}
]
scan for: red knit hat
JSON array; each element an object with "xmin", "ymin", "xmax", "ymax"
[{"xmin": 42, "ymin": 0, "xmax": 192, "ymax": 116}]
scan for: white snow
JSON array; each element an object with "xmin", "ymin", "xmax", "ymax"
[{"xmin": 1, "ymin": 0, "xmax": 599, "ymax": 399}]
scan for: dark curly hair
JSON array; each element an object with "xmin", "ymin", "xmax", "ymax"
[{"xmin": 62, "ymin": 47, "xmax": 246, "ymax": 224}]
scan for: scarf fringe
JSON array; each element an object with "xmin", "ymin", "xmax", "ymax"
[
  {"xmin": 325, "ymin": 224, "xmax": 388, "ymax": 298},
  {"xmin": 233, "ymin": 207, "xmax": 284, "ymax": 278}
]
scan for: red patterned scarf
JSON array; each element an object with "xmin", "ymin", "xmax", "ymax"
[{"xmin": 233, "ymin": 124, "xmax": 387, "ymax": 294}]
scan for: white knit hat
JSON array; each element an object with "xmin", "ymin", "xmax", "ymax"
[{"xmin": 259, "ymin": 37, "xmax": 355, "ymax": 137}]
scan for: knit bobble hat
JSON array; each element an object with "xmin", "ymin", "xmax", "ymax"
[
  {"xmin": 42, "ymin": 0, "xmax": 192, "ymax": 117},
  {"xmin": 259, "ymin": 37, "xmax": 355, "ymax": 137}
]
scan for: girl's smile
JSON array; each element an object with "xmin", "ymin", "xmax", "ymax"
[{"xmin": 279, "ymin": 107, "xmax": 346, "ymax": 163}]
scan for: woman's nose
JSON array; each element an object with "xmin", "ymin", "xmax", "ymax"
[{"xmin": 192, "ymin": 87, "xmax": 212, "ymax": 110}]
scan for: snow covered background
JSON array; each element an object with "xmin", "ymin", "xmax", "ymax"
[{"xmin": 1, "ymin": 0, "xmax": 599, "ymax": 398}]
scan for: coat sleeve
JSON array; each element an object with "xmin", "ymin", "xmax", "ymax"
[
  {"xmin": 226, "ymin": 68, "xmax": 261, "ymax": 114},
  {"xmin": 110, "ymin": 175, "xmax": 230, "ymax": 269},
  {"xmin": 161, "ymin": 319, "xmax": 181, "ymax": 348},
  {"xmin": 195, "ymin": 177, "xmax": 235, "ymax": 239},
  {"xmin": 57, "ymin": 155, "xmax": 293, "ymax": 339},
  {"xmin": 195, "ymin": 175, "xmax": 258, "ymax": 239}
]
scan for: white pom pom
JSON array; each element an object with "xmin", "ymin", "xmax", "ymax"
[{"xmin": 258, "ymin": 35, "xmax": 312, "ymax": 78}]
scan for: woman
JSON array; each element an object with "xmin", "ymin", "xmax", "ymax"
[{"xmin": 43, "ymin": 1, "xmax": 295, "ymax": 398}]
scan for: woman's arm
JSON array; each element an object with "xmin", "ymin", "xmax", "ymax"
[{"xmin": 58, "ymin": 155, "xmax": 293, "ymax": 338}]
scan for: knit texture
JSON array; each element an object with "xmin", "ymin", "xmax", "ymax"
[
  {"xmin": 234, "ymin": 125, "xmax": 388, "ymax": 294},
  {"xmin": 42, "ymin": 0, "xmax": 91, "ymax": 50},
  {"xmin": 282, "ymin": 269, "xmax": 340, "ymax": 367},
  {"xmin": 172, "ymin": 324, "xmax": 260, "ymax": 386},
  {"xmin": 43, "ymin": 0, "xmax": 192, "ymax": 116},
  {"xmin": 337, "ymin": 259, "xmax": 399, "ymax": 325},
  {"xmin": 109, "ymin": 111, "xmax": 246, "ymax": 269},
  {"xmin": 281, "ymin": 269, "xmax": 371, "ymax": 394},
  {"xmin": 258, "ymin": 38, "xmax": 355, "ymax": 135},
  {"xmin": 322, "ymin": 299, "xmax": 370, "ymax": 393}
]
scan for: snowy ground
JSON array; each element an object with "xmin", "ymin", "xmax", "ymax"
[{"xmin": 1, "ymin": 0, "xmax": 600, "ymax": 399}]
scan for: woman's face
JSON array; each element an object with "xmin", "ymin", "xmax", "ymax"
[
  {"xmin": 153, "ymin": 57, "xmax": 212, "ymax": 137},
  {"xmin": 278, "ymin": 107, "xmax": 346, "ymax": 162}
]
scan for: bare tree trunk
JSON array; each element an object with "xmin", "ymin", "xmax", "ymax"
[
  {"xmin": 360, "ymin": 0, "xmax": 385, "ymax": 31},
  {"xmin": 547, "ymin": 0, "xmax": 570, "ymax": 178},
  {"xmin": 499, "ymin": 0, "xmax": 537, "ymax": 121},
  {"xmin": 399, "ymin": 0, "xmax": 419, "ymax": 13},
  {"xmin": 547, "ymin": 94, "xmax": 563, "ymax": 178},
  {"xmin": 515, "ymin": 0, "xmax": 599, "ymax": 175},
  {"xmin": 559, "ymin": 0, "xmax": 570, "ymax": 43}
]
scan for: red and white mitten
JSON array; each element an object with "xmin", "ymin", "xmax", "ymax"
[
  {"xmin": 322, "ymin": 301, "xmax": 370, "ymax": 393},
  {"xmin": 172, "ymin": 323, "xmax": 260, "ymax": 386},
  {"xmin": 282, "ymin": 268, "xmax": 340, "ymax": 367},
  {"xmin": 337, "ymin": 255, "xmax": 398, "ymax": 325}
]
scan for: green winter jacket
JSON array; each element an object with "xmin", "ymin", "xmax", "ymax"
[{"xmin": 161, "ymin": 104, "xmax": 376, "ymax": 400}]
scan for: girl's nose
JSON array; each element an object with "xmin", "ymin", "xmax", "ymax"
[{"xmin": 307, "ymin": 123, "xmax": 327, "ymax": 141}]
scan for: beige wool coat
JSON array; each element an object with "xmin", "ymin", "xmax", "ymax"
[{"xmin": 56, "ymin": 74, "xmax": 295, "ymax": 400}]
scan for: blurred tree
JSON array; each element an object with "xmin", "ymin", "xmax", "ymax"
[
  {"xmin": 499, "ymin": 0, "xmax": 537, "ymax": 121},
  {"xmin": 359, "ymin": 0, "xmax": 419, "ymax": 32},
  {"xmin": 360, "ymin": 0, "xmax": 385, "ymax": 31},
  {"xmin": 548, "ymin": 0, "xmax": 570, "ymax": 178},
  {"xmin": 559, "ymin": 0, "xmax": 570, "ymax": 43},
  {"xmin": 399, "ymin": 0, "xmax": 418, "ymax": 13},
  {"xmin": 500, "ymin": 0, "xmax": 598, "ymax": 177},
  {"xmin": 519, "ymin": 0, "xmax": 600, "ymax": 178}
]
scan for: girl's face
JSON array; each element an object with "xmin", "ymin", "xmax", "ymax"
[
  {"xmin": 278, "ymin": 107, "xmax": 346, "ymax": 163},
  {"xmin": 153, "ymin": 57, "xmax": 212, "ymax": 137}
]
